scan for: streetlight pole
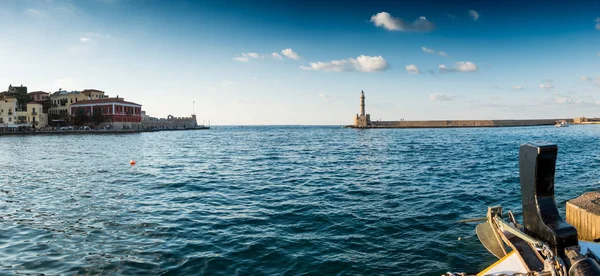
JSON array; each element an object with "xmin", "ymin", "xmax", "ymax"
[{"xmin": 193, "ymin": 101, "xmax": 195, "ymax": 115}]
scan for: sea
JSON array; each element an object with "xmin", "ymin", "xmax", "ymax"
[{"xmin": 1, "ymin": 125, "xmax": 599, "ymax": 275}]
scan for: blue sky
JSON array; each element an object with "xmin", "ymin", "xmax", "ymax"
[{"xmin": 1, "ymin": 0, "xmax": 599, "ymax": 124}]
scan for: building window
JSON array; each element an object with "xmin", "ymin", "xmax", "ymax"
[{"xmin": 8, "ymin": 117, "xmax": 11, "ymax": 122}]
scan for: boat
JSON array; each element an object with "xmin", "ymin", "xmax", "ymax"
[
  {"xmin": 446, "ymin": 143, "xmax": 600, "ymax": 276},
  {"xmin": 556, "ymin": 120, "xmax": 570, "ymax": 127}
]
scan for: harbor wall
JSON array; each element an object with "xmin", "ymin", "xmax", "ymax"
[
  {"xmin": 362, "ymin": 119, "xmax": 565, "ymax": 128},
  {"xmin": 141, "ymin": 115, "xmax": 198, "ymax": 130}
]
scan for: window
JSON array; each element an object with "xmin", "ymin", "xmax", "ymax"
[
  {"xmin": 0, "ymin": 118, "xmax": 3, "ymax": 123},
  {"xmin": 8, "ymin": 117, "xmax": 11, "ymax": 122}
]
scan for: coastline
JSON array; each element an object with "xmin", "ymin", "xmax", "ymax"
[{"xmin": 0, "ymin": 126, "xmax": 210, "ymax": 136}]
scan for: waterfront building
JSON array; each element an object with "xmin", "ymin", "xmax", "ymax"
[
  {"xmin": 70, "ymin": 97, "xmax": 142, "ymax": 124},
  {"xmin": 28, "ymin": 91, "xmax": 49, "ymax": 102},
  {"xmin": 7, "ymin": 84, "xmax": 27, "ymax": 95},
  {"xmin": 0, "ymin": 97, "xmax": 17, "ymax": 128},
  {"xmin": 48, "ymin": 89, "xmax": 107, "ymax": 115},
  {"xmin": 26, "ymin": 102, "xmax": 47, "ymax": 128},
  {"xmin": 0, "ymin": 98, "xmax": 47, "ymax": 128},
  {"xmin": 81, "ymin": 89, "xmax": 106, "ymax": 100}
]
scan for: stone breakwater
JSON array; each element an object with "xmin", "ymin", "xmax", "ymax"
[{"xmin": 347, "ymin": 119, "xmax": 568, "ymax": 128}]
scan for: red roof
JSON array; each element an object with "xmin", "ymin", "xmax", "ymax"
[
  {"xmin": 28, "ymin": 91, "xmax": 49, "ymax": 95},
  {"xmin": 71, "ymin": 98, "xmax": 142, "ymax": 106}
]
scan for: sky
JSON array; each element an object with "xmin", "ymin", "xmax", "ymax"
[{"xmin": 0, "ymin": 0, "xmax": 599, "ymax": 125}]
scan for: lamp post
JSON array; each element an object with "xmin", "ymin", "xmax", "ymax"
[{"xmin": 193, "ymin": 101, "xmax": 195, "ymax": 116}]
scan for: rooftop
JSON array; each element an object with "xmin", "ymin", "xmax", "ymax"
[
  {"xmin": 51, "ymin": 90, "xmax": 80, "ymax": 96},
  {"xmin": 81, "ymin": 89, "xmax": 105, "ymax": 94},
  {"xmin": 28, "ymin": 91, "xmax": 49, "ymax": 95},
  {"xmin": 71, "ymin": 97, "xmax": 141, "ymax": 106}
]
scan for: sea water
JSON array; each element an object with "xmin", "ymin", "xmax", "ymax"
[{"xmin": 1, "ymin": 125, "xmax": 599, "ymax": 275}]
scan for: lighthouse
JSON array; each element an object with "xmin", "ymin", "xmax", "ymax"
[
  {"xmin": 353, "ymin": 90, "xmax": 371, "ymax": 127},
  {"xmin": 360, "ymin": 90, "xmax": 365, "ymax": 116}
]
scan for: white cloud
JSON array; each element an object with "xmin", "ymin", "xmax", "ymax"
[
  {"xmin": 79, "ymin": 37, "xmax": 91, "ymax": 42},
  {"xmin": 422, "ymin": 46, "xmax": 448, "ymax": 57},
  {"xmin": 234, "ymin": 50, "xmax": 299, "ymax": 62},
  {"xmin": 370, "ymin": 12, "xmax": 435, "ymax": 32},
  {"xmin": 318, "ymin": 93, "xmax": 337, "ymax": 99},
  {"xmin": 595, "ymin": 18, "xmax": 600, "ymax": 30},
  {"xmin": 301, "ymin": 55, "xmax": 388, "ymax": 73},
  {"xmin": 439, "ymin": 61, "xmax": 477, "ymax": 73},
  {"xmin": 233, "ymin": 57, "xmax": 249, "ymax": 62},
  {"xmin": 429, "ymin": 93, "xmax": 453, "ymax": 101},
  {"xmin": 554, "ymin": 93, "xmax": 572, "ymax": 104},
  {"xmin": 582, "ymin": 76, "xmax": 600, "ymax": 86},
  {"xmin": 456, "ymin": 62, "xmax": 477, "ymax": 72},
  {"xmin": 281, "ymin": 48, "xmax": 300, "ymax": 60},
  {"xmin": 469, "ymin": 10, "xmax": 479, "ymax": 21},
  {"xmin": 405, "ymin": 64, "xmax": 421, "ymax": 74},
  {"xmin": 539, "ymin": 83, "xmax": 554, "ymax": 89},
  {"xmin": 55, "ymin": 78, "xmax": 74, "ymax": 89},
  {"xmin": 233, "ymin": 52, "xmax": 262, "ymax": 62},
  {"xmin": 512, "ymin": 85, "xmax": 524, "ymax": 90},
  {"xmin": 25, "ymin": 8, "xmax": 43, "ymax": 16},
  {"xmin": 271, "ymin": 52, "xmax": 283, "ymax": 60},
  {"xmin": 421, "ymin": 47, "xmax": 435, "ymax": 54}
]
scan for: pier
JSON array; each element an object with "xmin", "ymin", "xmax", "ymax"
[{"xmin": 346, "ymin": 91, "xmax": 589, "ymax": 129}]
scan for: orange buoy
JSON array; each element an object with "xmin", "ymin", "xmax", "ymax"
[{"xmin": 130, "ymin": 160, "xmax": 137, "ymax": 165}]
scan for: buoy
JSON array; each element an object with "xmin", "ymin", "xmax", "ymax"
[{"xmin": 130, "ymin": 160, "xmax": 137, "ymax": 165}]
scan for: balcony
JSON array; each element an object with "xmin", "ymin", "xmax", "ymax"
[
  {"xmin": 32, "ymin": 111, "xmax": 38, "ymax": 115},
  {"xmin": 8, "ymin": 112, "xmax": 12, "ymax": 115}
]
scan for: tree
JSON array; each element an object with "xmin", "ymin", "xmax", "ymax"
[
  {"xmin": 74, "ymin": 108, "xmax": 87, "ymax": 126},
  {"xmin": 41, "ymin": 98, "xmax": 52, "ymax": 113},
  {"xmin": 92, "ymin": 107, "xmax": 104, "ymax": 125},
  {"xmin": 14, "ymin": 93, "xmax": 31, "ymax": 111}
]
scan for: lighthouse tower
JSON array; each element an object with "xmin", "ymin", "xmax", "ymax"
[{"xmin": 353, "ymin": 90, "xmax": 371, "ymax": 127}]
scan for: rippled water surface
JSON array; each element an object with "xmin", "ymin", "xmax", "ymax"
[{"xmin": 1, "ymin": 125, "xmax": 600, "ymax": 275}]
